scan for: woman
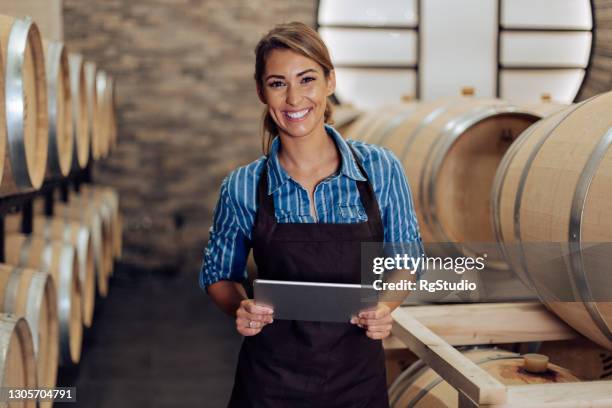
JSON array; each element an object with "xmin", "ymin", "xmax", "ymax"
[{"xmin": 200, "ymin": 22, "xmax": 423, "ymax": 407}]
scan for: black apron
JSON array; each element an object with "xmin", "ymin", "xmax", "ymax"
[{"xmin": 228, "ymin": 148, "xmax": 389, "ymax": 408}]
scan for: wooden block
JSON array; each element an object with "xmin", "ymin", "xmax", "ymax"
[
  {"xmin": 0, "ymin": 0, "xmax": 63, "ymax": 41},
  {"xmin": 391, "ymin": 310, "xmax": 507, "ymax": 405},
  {"xmin": 397, "ymin": 303, "xmax": 578, "ymax": 345}
]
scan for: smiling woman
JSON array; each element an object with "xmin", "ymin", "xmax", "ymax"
[{"xmin": 199, "ymin": 21, "xmax": 424, "ymax": 408}]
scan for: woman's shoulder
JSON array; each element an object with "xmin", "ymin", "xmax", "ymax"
[
  {"xmin": 345, "ymin": 138, "xmax": 402, "ymax": 175},
  {"xmin": 221, "ymin": 155, "xmax": 267, "ymax": 209}
]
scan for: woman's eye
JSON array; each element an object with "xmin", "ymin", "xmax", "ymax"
[
  {"xmin": 268, "ymin": 81, "xmax": 285, "ymax": 88},
  {"xmin": 301, "ymin": 76, "xmax": 316, "ymax": 84}
]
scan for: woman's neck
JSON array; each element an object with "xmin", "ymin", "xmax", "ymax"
[{"xmin": 277, "ymin": 125, "xmax": 338, "ymax": 174}]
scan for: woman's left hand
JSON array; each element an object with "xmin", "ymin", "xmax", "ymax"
[{"xmin": 350, "ymin": 303, "xmax": 393, "ymax": 340}]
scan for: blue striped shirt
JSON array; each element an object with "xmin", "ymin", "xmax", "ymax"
[{"xmin": 199, "ymin": 124, "xmax": 424, "ymax": 289}]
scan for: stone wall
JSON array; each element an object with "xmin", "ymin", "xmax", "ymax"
[
  {"xmin": 62, "ymin": 0, "xmax": 317, "ymax": 271},
  {"xmin": 62, "ymin": 0, "xmax": 611, "ymax": 272},
  {"xmin": 578, "ymin": 0, "xmax": 612, "ymax": 99}
]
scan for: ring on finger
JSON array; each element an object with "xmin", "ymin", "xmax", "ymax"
[{"xmin": 249, "ymin": 320, "xmax": 256, "ymax": 329}]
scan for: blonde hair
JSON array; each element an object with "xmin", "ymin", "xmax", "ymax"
[{"xmin": 254, "ymin": 22, "xmax": 335, "ymax": 155}]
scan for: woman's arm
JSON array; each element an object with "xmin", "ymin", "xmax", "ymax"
[
  {"xmin": 200, "ymin": 176, "xmax": 274, "ymax": 335},
  {"xmin": 207, "ymin": 280, "xmax": 248, "ymax": 318},
  {"xmin": 199, "ymin": 178, "xmax": 250, "ymax": 314}
]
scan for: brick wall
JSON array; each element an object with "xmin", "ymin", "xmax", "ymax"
[{"xmin": 62, "ymin": 0, "xmax": 317, "ymax": 271}]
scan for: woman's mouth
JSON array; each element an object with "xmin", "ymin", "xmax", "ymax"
[{"xmin": 283, "ymin": 108, "xmax": 312, "ymax": 122}]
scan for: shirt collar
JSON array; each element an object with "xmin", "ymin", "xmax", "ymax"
[{"xmin": 266, "ymin": 124, "xmax": 367, "ymax": 195}]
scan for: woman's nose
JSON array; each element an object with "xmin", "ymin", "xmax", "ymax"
[{"xmin": 285, "ymin": 85, "xmax": 302, "ymax": 106}]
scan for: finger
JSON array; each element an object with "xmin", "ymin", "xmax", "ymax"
[
  {"xmin": 236, "ymin": 317, "xmax": 250, "ymax": 328},
  {"xmin": 245, "ymin": 300, "xmax": 273, "ymax": 315},
  {"xmin": 237, "ymin": 309, "xmax": 270, "ymax": 322},
  {"xmin": 364, "ymin": 323, "xmax": 392, "ymax": 333},
  {"xmin": 359, "ymin": 306, "xmax": 389, "ymax": 320},
  {"xmin": 366, "ymin": 330, "xmax": 389, "ymax": 340},
  {"xmin": 358, "ymin": 314, "xmax": 392, "ymax": 326},
  {"xmin": 238, "ymin": 327, "xmax": 262, "ymax": 336}
]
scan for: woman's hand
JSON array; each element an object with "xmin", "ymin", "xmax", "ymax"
[
  {"xmin": 235, "ymin": 299, "xmax": 274, "ymax": 336},
  {"xmin": 350, "ymin": 303, "xmax": 393, "ymax": 340}
]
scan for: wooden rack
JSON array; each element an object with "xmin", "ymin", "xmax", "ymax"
[
  {"xmin": 0, "ymin": 163, "xmax": 92, "ymax": 262},
  {"xmin": 391, "ymin": 302, "xmax": 612, "ymax": 407}
]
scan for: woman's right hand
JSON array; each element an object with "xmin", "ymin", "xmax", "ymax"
[{"xmin": 235, "ymin": 299, "xmax": 274, "ymax": 336}]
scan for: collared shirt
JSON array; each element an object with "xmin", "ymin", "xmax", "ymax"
[{"xmin": 199, "ymin": 125, "xmax": 424, "ymax": 289}]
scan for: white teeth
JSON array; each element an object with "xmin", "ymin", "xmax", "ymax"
[{"xmin": 286, "ymin": 109, "xmax": 309, "ymax": 119}]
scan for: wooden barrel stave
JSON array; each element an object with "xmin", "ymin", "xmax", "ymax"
[
  {"xmin": 5, "ymin": 212, "xmax": 97, "ymax": 328},
  {"xmin": 68, "ymin": 53, "xmax": 89, "ymax": 170},
  {"xmin": 0, "ymin": 16, "xmax": 48, "ymax": 196},
  {"xmin": 492, "ymin": 90, "xmax": 612, "ymax": 350},
  {"xmin": 49, "ymin": 202, "xmax": 109, "ymax": 298},
  {"xmin": 374, "ymin": 98, "xmax": 539, "ymax": 265},
  {"xmin": 96, "ymin": 70, "xmax": 111, "ymax": 159},
  {"xmin": 84, "ymin": 61, "xmax": 101, "ymax": 161},
  {"xmin": 0, "ymin": 313, "xmax": 37, "ymax": 407},
  {"xmin": 44, "ymin": 40, "xmax": 73, "ymax": 178},
  {"xmin": 0, "ymin": 264, "xmax": 58, "ymax": 389},
  {"xmin": 4, "ymin": 233, "xmax": 83, "ymax": 365}
]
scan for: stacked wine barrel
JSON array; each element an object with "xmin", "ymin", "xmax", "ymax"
[{"xmin": 0, "ymin": 14, "xmax": 122, "ymax": 405}]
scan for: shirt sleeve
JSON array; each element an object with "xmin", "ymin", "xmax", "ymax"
[
  {"xmin": 382, "ymin": 149, "xmax": 426, "ymax": 280},
  {"xmin": 199, "ymin": 177, "xmax": 250, "ymax": 292}
]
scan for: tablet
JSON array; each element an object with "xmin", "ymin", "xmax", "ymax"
[{"xmin": 253, "ymin": 279, "xmax": 378, "ymax": 323}]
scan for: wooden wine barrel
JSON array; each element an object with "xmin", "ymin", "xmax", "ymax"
[
  {"xmin": 331, "ymin": 104, "xmax": 361, "ymax": 135},
  {"xmin": 68, "ymin": 53, "xmax": 89, "ymax": 170},
  {"xmin": 43, "ymin": 40, "xmax": 73, "ymax": 178},
  {"xmin": 107, "ymin": 75, "xmax": 118, "ymax": 152},
  {"xmin": 538, "ymin": 339, "xmax": 612, "ymax": 380},
  {"xmin": 79, "ymin": 185, "xmax": 122, "ymax": 260},
  {"xmin": 0, "ymin": 16, "xmax": 48, "ymax": 196},
  {"xmin": 48, "ymin": 202, "xmax": 109, "ymax": 298},
  {"xmin": 0, "ymin": 264, "xmax": 58, "ymax": 389},
  {"xmin": 69, "ymin": 195, "xmax": 115, "ymax": 279},
  {"xmin": 491, "ymin": 90, "xmax": 612, "ymax": 350},
  {"xmin": 4, "ymin": 213, "xmax": 96, "ymax": 328},
  {"xmin": 374, "ymin": 97, "xmax": 539, "ymax": 265},
  {"xmin": 0, "ymin": 313, "xmax": 37, "ymax": 407},
  {"xmin": 388, "ymin": 349, "xmax": 579, "ymax": 407},
  {"xmin": 4, "ymin": 234, "xmax": 83, "ymax": 365},
  {"xmin": 96, "ymin": 70, "xmax": 111, "ymax": 159},
  {"xmin": 524, "ymin": 94, "xmax": 567, "ymax": 118},
  {"xmin": 84, "ymin": 61, "xmax": 101, "ymax": 161},
  {"xmin": 344, "ymin": 103, "xmax": 418, "ymax": 144}
]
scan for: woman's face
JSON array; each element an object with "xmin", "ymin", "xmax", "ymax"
[{"xmin": 258, "ymin": 48, "xmax": 335, "ymax": 140}]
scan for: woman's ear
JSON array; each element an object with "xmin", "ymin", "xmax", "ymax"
[
  {"xmin": 256, "ymin": 81, "xmax": 266, "ymax": 104},
  {"xmin": 326, "ymin": 69, "xmax": 336, "ymax": 97}
]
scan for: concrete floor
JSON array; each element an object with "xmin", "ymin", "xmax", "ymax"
[{"xmin": 56, "ymin": 263, "xmax": 242, "ymax": 408}]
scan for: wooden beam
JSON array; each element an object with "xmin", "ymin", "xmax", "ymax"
[
  {"xmin": 501, "ymin": 381, "xmax": 612, "ymax": 407},
  {"xmin": 395, "ymin": 303, "xmax": 578, "ymax": 346},
  {"xmin": 391, "ymin": 309, "xmax": 507, "ymax": 405}
]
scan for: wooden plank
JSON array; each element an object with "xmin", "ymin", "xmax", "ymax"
[
  {"xmin": 0, "ymin": 0, "xmax": 63, "ymax": 41},
  {"xmin": 459, "ymin": 391, "xmax": 479, "ymax": 408},
  {"xmin": 396, "ymin": 302, "xmax": 578, "ymax": 345},
  {"xmin": 391, "ymin": 309, "xmax": 508, "ymax": 405},
  {"xmin": 500, "ymin": 381, "xmax": 612, "ymax": 407}
]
